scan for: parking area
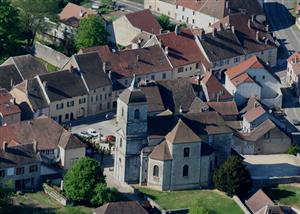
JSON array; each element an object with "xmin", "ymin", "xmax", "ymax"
[{"xmin": 243, "ymin": 154, "xmax": 300, "ymax": 179}]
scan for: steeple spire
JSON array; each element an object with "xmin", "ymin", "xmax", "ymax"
[{"xmin": 129, "ymin": 74, "xmax": 136, "ymax": 91}]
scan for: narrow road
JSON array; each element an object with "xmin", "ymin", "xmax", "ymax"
[{"xmin": 264, "ymin": 0, "xmax": 300, "ymax": 53}]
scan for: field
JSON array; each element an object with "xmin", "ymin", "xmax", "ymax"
[{"xmin": 138, "ymin": 188, "xmax": 243, "ymax": 214}]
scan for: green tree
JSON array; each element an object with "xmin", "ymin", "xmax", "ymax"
[
  {"xmin": 213, "ymin": 156, "xmax": 252, "ymax": 197},
  {"xmin": 0, "ymin": 179, "xmax": 14, "ymax": 212},
  {"xmin": 0, "ymin": 0, "xmax": 22, "ymax": 61},
  {"xmin": 64, "ymin": 157, "xmax": 106, "ymax": 203},
  {"xmin": 13, "ymin": 0, "xmax": 59, "ymax": 46},
  {"xmin": 288, "ymin": 144, "xmax": 300, "ymax": 156},
  {"xmin": 91, "ymin": 183, "xmax": 119, "ymax": 206},
  {"xmin": 75, "ymin": 16, "xmax": 108, "ymax": 50},
  {"xmin": 157, "ymin": 15, "xmax": 170, "ymax": 30}
]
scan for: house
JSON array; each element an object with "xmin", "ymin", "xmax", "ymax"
[
  {"xmin": 175, "ymin": 0, "xmax": 264, "ymax": 29},
  {"xmin": 59, "ymin": 2, "xmax": 97, "ymax": 28},
  {"xmin": 0, "ymin": 117, "xmax": 86, "ymax": 170},
  {"xmin": 0, "ymin": 89, "xmax": 21, "ymax": 125},
  {"xmin": 144, "ymin": 0, "xmax": 176, "ymax": 19},
  {"xmin": 286, "ymin": 51, "xmax": 300, "ymax": 85},
  {"xmin": 11, "ymin": 70, "xmax": 89, "ymax": 123},
  {"xmin": 0, "ymin": 55, "xmax": 48, "ymax": 90},
  {"xmin": 245, "ymin": 189, "xmax": 286, "ymax": 214},
  {"xmin": 64, "ymin": 52, "xmax": 113, "ymax": 115},
  {"xmin": 108, "ymin": 10, "xmax": 162, "ymax": 47},
  {"xmin": 232, "ymin": 101, "xmax": 291, "ymax": 155},
  {"xmin": 225, "ymin": 56, "xmax": 282, "ymax": 109},
  {"xmin": 113, "ymin": 78, "xmax": 233, "ymax": 190},
  {"xmin": 195, "ymin": 13, "xmax": 278, "ymax": 77},
  {"xmin": 144, "ymin": 28, "xmax": 205, "ymax": 78},
  {"xmin": 94, "ymin": 201, "xmax": 148, "ymax": 214},
  {"xmin": 0, "ymin": 142, "xmax": 41, "ymax": 190}
]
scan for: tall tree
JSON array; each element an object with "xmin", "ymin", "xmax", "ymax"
[
  {"xmin": 75, "ymin": 16, "xmax": 108, "ymax": 50},
  {"xmin": 13, "ymin": 0, "xmax": 58, "ymax": 46},
  {"xmin": 64, "ymin": 157, "xmax": 106, "ymax": 203},
  {"xmin": 0, "ymin": 0, "xmax": 21, "ymax": 61},
  {"xmin": 213, "ymin": 156, "xmax": 252, "ymax": 197}
]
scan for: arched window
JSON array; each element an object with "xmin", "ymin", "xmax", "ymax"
[
  {"xmin": 153, "ymin": 165, "xmax": 159, "ymax": 177},
  {"xmin": 134, "ymin": 109, "xmax": 140, "ymax": 120},
  {"xmin": 183, "ymin": 165, "xmax": 189, "ymax": 177}
]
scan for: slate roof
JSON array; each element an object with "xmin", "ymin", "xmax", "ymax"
[
  {"xmin": 5, "ymin": 55, "xmax": 48, "ymax": 80},
  {"xmin": 39, "ymin": 70, "xmax": 88, "ymax": 102},
  {"xmin": 0, "ymin": 144, "xmax": 41, "ymax": 169},
  {"xmin": 125, "ymin": 10, "xmax": 161, "ymax": 34},
  {"xmin": 26, "ymin": 79, "xmax": 49, "ymax": 110},
  {"xmin": 157, "ymin": 77, "xmax": 197, "ymax": 113},
  {"xmin": 0, "ymin": 117, "xmax": 85, "ymax": 151},
  {"xmin": 166, "ymin": 119, "xmax": 202, "ymax": 144},
  {"xmin": 149, "ymin": 140, "xmax": 172, "ymax": 161},
  {"xmin": 245, "ymin": 189, "xmax": 274, "ymax": 214},
  {"xmin": 156, "ymin": 29, "xmax": 203, "ymax": 67},
  {"xmin": 59, "ymin": 2, "xmax": 96, "ymax": 27},
  {"xmin": 119, "ymin": 88, "xmax": 147, "ymax": 104},
  {"xmin": 109, "ymin": 45, "xmax": 171, "ymax": 78},
  {"xmin": 74, "ymin": 52, "xmax": 112, "ymax": 90},
  {"xmin": 140, "ymin": 85, "xmax": 165, "ymax": 113},
  {"xmin": 94, "ymin": 201, "xmax": 148, "ymax": 214},
  {"xmin": 0, "ymin": 64, "xmax": 23, "ymax": 91}
]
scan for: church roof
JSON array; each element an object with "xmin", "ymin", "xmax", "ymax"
[
  {"xmin": 149, "ymin": 140, "xmax": 172, "ymax": 161},
  {"xmin": 165, "ymin": 119, "xmax": 201, "ymax": 144}
]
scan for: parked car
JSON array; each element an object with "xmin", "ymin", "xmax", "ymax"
[
  {"xmin": 105, "ymin": 112, "xmax": 116, "ymax": 120},
  {"xmin": 86, "ymin": 128, "xmax": 99, "ymax": 138},
  {"xmin": 106, "ymin": 135, "xmax": 116, "ymax": 142}
]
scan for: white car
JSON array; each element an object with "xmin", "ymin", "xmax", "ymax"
[{"xmin": 86, "ymin": 128, "xmax": 99, "ymax": 138}]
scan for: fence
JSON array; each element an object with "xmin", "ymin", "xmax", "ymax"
[{"xmin": 43, "ymin": 183, "xmax": 68, "ymax": 206}]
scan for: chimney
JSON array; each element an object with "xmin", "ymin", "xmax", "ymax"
[
  {"xmin": 225, "ymin": 0, "xmax": 229, "ymax": 9},
  {"xmin": 2, "ymin": 141, "xmax": 8, "ymax": 152},
  {"xmin": 103, "ymin": 61, "xmax": 107, "ymax": 72},
  {"xmin": 175, "ymin": 25, "xmax": 180, "ymax": 35},
  {"xmin": 251, "ymin": 15, "xmax": 255, "ymax": 22},
  {"xmin": 80, "ymin": 9, "xmax": 84, "ymax": 17},
  {"xmin": 10, "ymin": 79, "xmax": 14, "ymax": 89},
  {"xmin": 43, "ymin": 81, "xmax": 48, "ymax": 90},
  {"xmin": 179, "ymin": 105, "xmax": 183, "ymax": 113},
  {"xmin": 248, "ymin": 19, "xmax": 251, "ymax": 29},
  {"xmin": 136, "ymin": 55, "xmax": 140, "ymax": 62},
  {"xmin": 265, "ymin": 38, "xmax": 269, "ymax": 45},
  {"xmin": 164, "ymin": 46, "xmax": 169, "ymax": 55},
  {"xmin": 33, "ymin": 140, "xmax": 38, "ymax": 153},
  {"xmin": 159, "ymin": 28, "xmax": 163, "ymax": 34},
  {"xmin": 266, "ymin": 24, "xmax": 269, "ymax": 32},
  {"xmin": 231, "ymin": 25, "xmax": 235, "ymax": 34},
  {"xmin": 212, "ymin": 28, "xmax": 217, "ymax": 37},
  {"xmin": 256, "ymin": 31, "xmax": 259, "ymax": 41}
]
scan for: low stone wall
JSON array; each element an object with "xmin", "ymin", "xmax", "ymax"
[
  {"xmin": 32, "ymin": 42, "xmax": 70, "ymax": 69},
  {"xmin": 253, "ymin": 176, "xmax": 300, "ymax": 187},
  {"xmin": 43, "ymin": 183, "xmax": 68, "ymax": 206},
  {"xmin": 232, "ymin": 196, "xmax": 251, "ymax": 214}
]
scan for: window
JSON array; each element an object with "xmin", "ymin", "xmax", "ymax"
[
  {"xmin": 125, "ymin": 79, "xmax": 128, "ymax": 86},
  {"xmin": 67, "ymin": 101, "xmax": 74, "ymax": 107},
  {"xmin": 105, "ymin": 94, "xmax": 107, "ymax": 100},
  {"xmin": 153, "ymin": 165, "xmax": 159, "ymax": 177},
  {"xmin": 121, "ymin": 107, "xmax": 124, "ymax": 116},
  {"xmin": 157, "ymin": 7, "xmax": 160, "ymax": 11},
  {"xmin": 29, "ymin": 165, "xmax": 38, "ymax": 173},
  {"xmin": 103, "ymin": 87, "xmax": 105, "ymax": 92},
  {"xmin": 262, "ymin": 75, "xmax": 265, "ymax": 79},
  {"xmin": 107, "ymin": 102, "xmax": 110, "ymax": 109},
  {"xmin": 134, "ymin": 109, "xmax": 140, "ymax": 120},
  {"xmin": 120, "ymin": 138, "xmax": 123, "ymax": 148},
  {"xmin": 182, "ymin": 7, "xmax": 185, "ymax": 11},
  {"xmin": 234, "ymin": 57, "xmax": 240, "ymax": 63},
  {"xmin": 193, "ymin": 11, "xmax": 195, "ymax": 15},
  {"xmin": 178, "ymin": 67, "xmax": 184, "ymax": 73},
  {"xmin": 56, "ymin": 103, "xmax": 64, "ymax": 110},
  {"xmin": 100, "ymin": 104, "xmax": 102, "ymax": 110},
  {"xmin": 192, "ymin": 19, "xmax": 195, "ymax": 24},
  {"xmin": 168, "ymin": 11, "xmax": 170, "ymax": 16},
  {"xmin": 196, "ymin": 63, "xmax": 199, "ymax": 69},
  {"xmin": 79, "ymin": 98, "xmax": 86, "ymax": 104},
  {"xmin": 226, "ymin": 59, "xmax": 230, "ymax": 65},
  {"xmin": 0, "ymin": 170, "xmax": 5, "ymax": 177},
  {"xmin": 96, "ymin": 95, "xmax": 98, "ymax": 101},
  {"xmin": 16, "ymin": 167, "xmax": 24, "ymax": 175},
  {"xmin": 183, "ymin": 148, "xmax": 190, "ymax": 157},
  {"xmin": 91, "ymin": 96, "xmax": 94, "ymax": 102},
  {"xmin": 100, "ymin": 95, "xmax": 103, "ymax": 100},
  {"xmin": 182, "ymin": 15, "xmax": 184, "ymax": 20},
  {"xmin": 65, "ymin": 113, "xmax": 69, "ymax": 120},
  {"xmin": 162, "ymin": 73, "xmax": 166, "ymax": 79},
  {"xmin": 151, "ymin": 75, "xmax": 155, "ymax": 80},
  {"xmin": 183, "ymin": 165, "xmax": 189, "ymax": 177},
  {"xmin": 149, "ymin": 5, "xmax": 152, "ymax": 9},
  {"xmin": 7, "ymin": 168, "xmax": 14, "ymax": 176}
]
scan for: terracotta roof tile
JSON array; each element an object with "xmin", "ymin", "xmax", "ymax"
[
  {"xmin": 245, "ymin": 189, "xmax": 274, "ymax": 213},
  {"xmin": 149, "ymin": 140, "xmax": 172, "ymax": 161},
  {"xmin": 125, "ymin": 10, "xmax": 161, "ymax": 34},
  {"xmin": 207, "ymin": 101, "xmax": 238, "ymax": 116},
  {"xmin": 0, "ymin": 89, "xmax": 21, "ymax": 116},
  {"xmin": 243, "ymin": 105, "xmax": 266, "ymax": 123}
]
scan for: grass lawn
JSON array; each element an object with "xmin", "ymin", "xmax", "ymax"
[
  {"xmin": 138, "ymin": 188, "xmax": 243, "ymax": 214},
  {"xmin": 10, "ymin": 191, "xmax": 92, "ymax": 214},
  {"xmin": 264, "ymin": 184, "xmax": 300, "ymax": 208},
  {"xmin": 35, "ymin": 57, "xmax": 59, "ymax": 72}
]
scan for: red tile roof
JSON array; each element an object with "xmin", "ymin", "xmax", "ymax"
[
  {"xmin": 125, "ymin": 10, "xmax": 161, "ymax": 34},
  {"xmin": 0, "ymin": 89, "xmax": 21, "ymax": 117},
  {"xmin": 243, "ymin": 105, "xmax": 266, "ymax": 123},
  {"xmin": 207, "ymin": 101, "xmax": 238, "ymax": 116},
  {"xmin": 80, "ymin": 45, "xmax": 113, "ymax": 62},
  {"xmin": 246, "ymin": 189, "xmax": 274, "ymax": 213},
  {"xmin": 226, "ymin": 56, "xmax": 265, "ymax": 79},
  {"xmin": 156, "ymin": 29, "xmax": 202, "ymax": 67}
]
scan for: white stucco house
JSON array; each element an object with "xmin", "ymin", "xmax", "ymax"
[{"xmin": 225, "ymin": 56, "xmax": 282, "ymax": 109}]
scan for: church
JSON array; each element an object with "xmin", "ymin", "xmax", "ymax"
[{"xmin": 113, "ymin": 79, "xmax": 234, "ymax": 191}]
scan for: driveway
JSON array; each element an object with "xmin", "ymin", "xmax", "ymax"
[{"xmin": 243, "ymin": 154, "xmax": 300, "ymax": 179}]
